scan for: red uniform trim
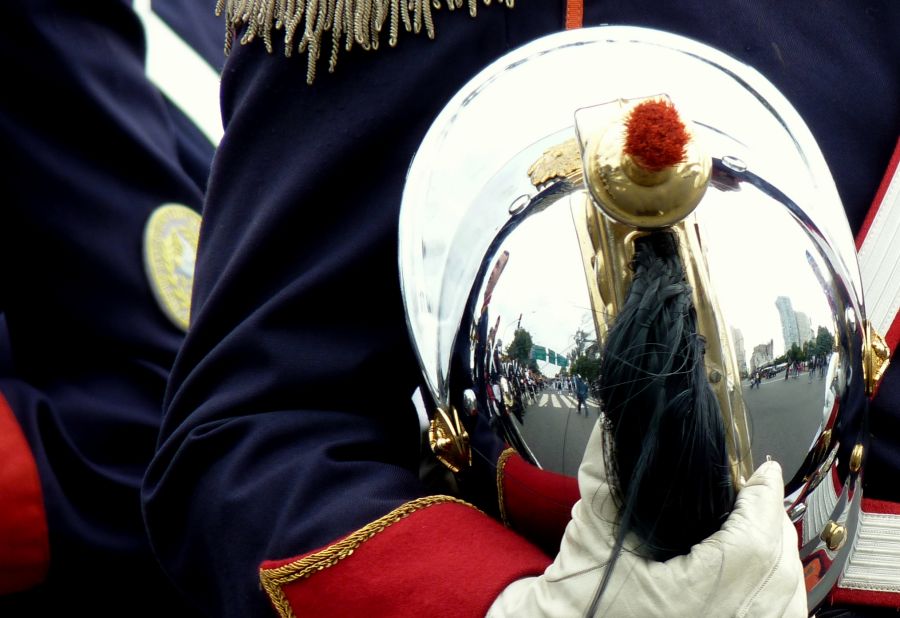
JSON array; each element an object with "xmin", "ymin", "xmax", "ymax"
[
  {"xmin": 886, "ymin": 313, "xmax": 900, "ymax": 362},
  {"xmin": 565, "ymin": 0, "xmax": 583, "ymax": 30},
  {"xmin": 0, "ymin": 391, "xmax": 49, "ymax": 593},
  {"xmin": 860, "ymin": 497, "xmax": 900, "ymax": 517},
  {"xmin": 259, "ymin": 496, "xmax": 551, "ymax": 618},
  {"xmin": 499, "ymin": 451, "xmax": 579, "ymax": 556},
  {"xmin": 856, "ymin": 137, "xmax": 900, "ymax": 251},
  {"xmin": 830, "ymin": 587, "xmax": 900, "ymax": 610}
]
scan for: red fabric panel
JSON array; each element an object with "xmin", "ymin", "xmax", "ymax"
[
  {"xmin": 831, "ymin": 586, "xmax": 900, "ymax": 609},
  {"xmin": 0, "ymin": 391, "xmax": 49, "ymax": 593},
  {"xmin": 861, "ymin": 497, "xmax": 900, "ymax": 516},
  {"xmin": 501, "ymin": 453, "xmax": 579, "ymax": 556},
  {"xmin": 262, "ymin": 500, "xmax": 551, "ymax": 618}
]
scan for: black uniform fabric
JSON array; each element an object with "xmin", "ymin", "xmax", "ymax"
[
  {"xmin": 142, "ymin": 1, "xmax": 900, "ymax": 616},
  {"xmin": 0, "ymin": 1, "xmax": 221, "ymax": 614}
]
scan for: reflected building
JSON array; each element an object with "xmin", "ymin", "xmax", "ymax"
[
  {"xmin": 731, "ymin": 327, "xmax": 748, "ymax": 376},
  {"xmin": 775, "ymin": 296, "xmax": 801, "ymax": 350},
  {"xmin": 750, "ymin": 339, "xmax": 774, "ymax": 371},
  {"xmin": 806, "ymin": 250, "xmax": 840, "ymax": 321},
  {"xmin": 796, "ymin": 311, "xmax": 814, "ymax": 343}
]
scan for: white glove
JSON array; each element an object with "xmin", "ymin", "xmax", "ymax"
[{"xmin": 487, "ymin": 422, "xmax": 807, "ymax": 617}]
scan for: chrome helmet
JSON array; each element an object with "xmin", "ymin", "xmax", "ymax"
[{"xmin": 399, "ymin": 26, "xmax": 888, "ymax": 610}]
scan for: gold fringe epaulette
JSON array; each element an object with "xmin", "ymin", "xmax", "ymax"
[{"xmin": 216, "ymin": 0, "xmax": 514, "ymax": 84}]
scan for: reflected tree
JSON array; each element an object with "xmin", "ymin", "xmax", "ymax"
[
  {"xmin": 571, "ymin": 354, "xmax": 601, "ymax": 382},
  {"xmin": 506, "ymin": 328, "xmax": 533, "ymax": 365},
  {"xmin": 570, "ymin": 327, "xmax": 601, "ymax": 382},
  {"xmin": 572, "ymin": 328, "xmax": 591, "ymax": 359},
  {"xmin": 814, "ymin": 326, "xmax": 835, "ymax": 358}
]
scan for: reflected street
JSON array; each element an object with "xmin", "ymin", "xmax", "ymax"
[
  {"xmin": 512, "ymin": 388, "xmax": 600, "ymax": 477},
  {"xmin": 744, "ymin": 372, "xmax": 827, "ymax": 478},
  {"xmin": 509, "ymin": 371, "xmax": 827, "ymax": 480}
]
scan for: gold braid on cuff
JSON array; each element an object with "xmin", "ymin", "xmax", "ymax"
[
  {"xmin": 259, "ymin": 495, "xmax": 480, "ymax": 618},
  {"xmin": 496, "ymin": 447, "xmax": 517, "ymax": 527}
]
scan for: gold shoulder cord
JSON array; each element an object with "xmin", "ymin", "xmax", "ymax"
[{"xmin": 217, "ymin": 0, "xmax": 514, "ymax": 84}]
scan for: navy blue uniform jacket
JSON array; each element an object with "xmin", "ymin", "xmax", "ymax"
[{"xmin": 0, "ymin": 1, "xmax": 220, "ymax": 614}]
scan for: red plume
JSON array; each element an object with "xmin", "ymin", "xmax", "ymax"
[{"xmin": 624, "ymin": 100, "xmax": 689, "ymax": 172}]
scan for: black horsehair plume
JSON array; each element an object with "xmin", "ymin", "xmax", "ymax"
[{"xmin": 587, "ymin": 231, "xmax": 735, "ymax": 614}]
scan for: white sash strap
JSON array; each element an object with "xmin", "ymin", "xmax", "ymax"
[
  {"xmin": 857, "ymin": 138, "xmax": 900, "ymax": 354},
  {"xmin": 132, "ymin": 0, "xmax": 223, "ymax": 146}
]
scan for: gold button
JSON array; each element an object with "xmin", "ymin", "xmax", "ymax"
[
  {"xmin": 821, "ymin": 521, "xmax": 847, "ymax": 551},
  {"xmin": 849, "ymin": 444, "xmax": 864, "ymax": 474}
]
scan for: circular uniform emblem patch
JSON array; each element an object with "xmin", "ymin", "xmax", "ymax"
[{"xmin": 143, "ymin": 203, "xmax": 201, "ymax": 331}]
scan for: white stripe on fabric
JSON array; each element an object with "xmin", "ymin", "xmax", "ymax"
[
  {"xmin": 802, "ymin": 472, "xmax": 840, "ymax": 546},
  {"xmin": 133, "ymin": 0, "xmax": 223, "ymax": 146},
  {"xmin": 858, "ymin": 164, "xmax": 900, "ymax": 339},
  {"xmin": 839, "ymin": 510, "xmax": 900, "ymax": 593}
]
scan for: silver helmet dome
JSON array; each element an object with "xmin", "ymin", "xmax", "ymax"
[{"xmin": 399, "ymin": 25, "xmax": 885, "ymax": 610}]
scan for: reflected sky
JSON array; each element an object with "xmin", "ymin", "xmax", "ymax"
[
  {"xmin": 698, "ymin": 187, "xmax": 836, "ymax": 362},
  {"xmin": 487, "ymin": 196, "xmax": 594, "ymax": 377}
]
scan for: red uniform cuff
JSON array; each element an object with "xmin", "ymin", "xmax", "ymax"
[
  {"xmin": 260, "ymin": 495, "xmax": 551, "ymax": 618},
  {"xmin": 0, "ymin": 391, "xmax": 49, "ymax": 593},
  {"xmin": 497, "ymin": 448, "xmax": 579, "ymax": 556}
]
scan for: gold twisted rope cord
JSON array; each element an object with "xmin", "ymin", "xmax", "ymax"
[{"xmin": 496, "ymin": 447, "xmax": 516, "ymax": 527}]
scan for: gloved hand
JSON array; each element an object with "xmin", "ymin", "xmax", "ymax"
[{"xmin": 487, "ymin": 422, "xmax": 807, "ymax": 617}]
